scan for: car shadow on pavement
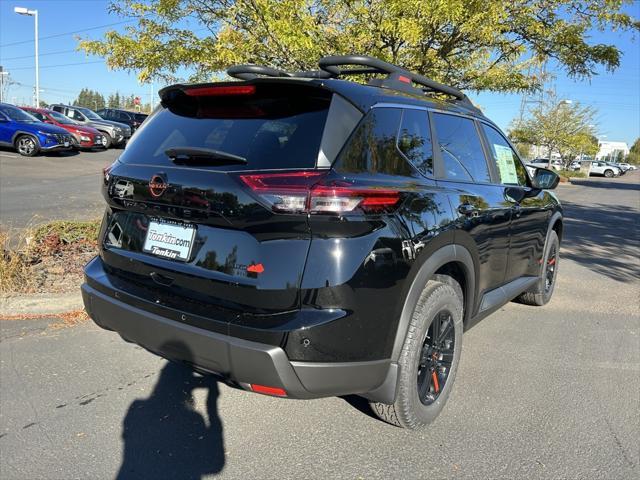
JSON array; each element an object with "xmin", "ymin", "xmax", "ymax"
[
  {"xmin": 561, "ymin": 200, "xmax": 639, "ymax": 282},
  {"xmin": 44, "ymin": 150, "xmax": 80, "ymax": 157},
  {"xmin": 116, "ymin": 341, "xmax": 225, "ymax": 480},
  {"xmin": 572, "ymin": 179, "xmax": 640, "ymax": 191},
  {"xmin": 340, "ymin": 395, "xmax": 380, "ymax": 420}
]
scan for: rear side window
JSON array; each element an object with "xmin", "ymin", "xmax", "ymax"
[
  {"xmin": 481, "ymin": 124, "xmax": 528, "ymax": 186},
  {"xmin": 432, "ymin": 113, "xmax": 491, "ymax": 183},
  {"xmin": 29, "ymin": 111, "xmax": 46, "ymax": 121},
  {"xmin": 336, "ymin": 108, "xmax": 414, "ymax": 176},
  {"xmin": 120, "ymin": 84, "xmax": 332, "ymax": 171},
  {"xmin": 397, "ymin": 109, "xmax": 434, "ymax": 177},
  {"xmin": 69, "ymin": 109, "xmax": 84, "ymax": 121}
]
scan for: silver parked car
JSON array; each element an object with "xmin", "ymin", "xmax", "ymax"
[{"xmin": 49, "ymin": 104, "xmax": 131, "ymax": 148}]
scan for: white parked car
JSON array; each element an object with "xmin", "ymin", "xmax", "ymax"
[
  {"xmin": 589, "ymin": 161, "xmax": 621, "ymax": 178},
  {"xmin": 527, "ymin": 159, "xmax": 562, "ymax": 171},
  {"xmin": 569, "ymin": 161, "xmax": 581, "ymax": 171},
  {"xmin": 614, "ymin": 162, "xmax": 633, "ymax": 172}
]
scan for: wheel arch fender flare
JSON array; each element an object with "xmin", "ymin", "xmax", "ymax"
[
  {"xmin": 548, "ymin": 210, "xmax": 563, "ymax": 243},
  {"xmin": 96, "ymin": 127, "xmax": 113, "ymax": 136},
  {"xmin": 11, "ymin": 130, "xmax": 41, "ymax": 147},
  {"xmin": 536, "ymin": 209, "xmax": 563, "ymax": 276},
  {"xmin": 391, "ymin": 243, "xmax": 475, "ymax": 362}
]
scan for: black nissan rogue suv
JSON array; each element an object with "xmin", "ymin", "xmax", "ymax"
[{"xmin": 82, "ymin": 55, "xmax": 562, "ymax": 429}]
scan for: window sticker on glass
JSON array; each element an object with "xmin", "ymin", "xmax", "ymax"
[{"xmin": 494, "ymin": 144, "xmax": 519, "ymax": 184}]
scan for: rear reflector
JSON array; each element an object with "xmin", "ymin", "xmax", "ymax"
[
  {"xmin": 184, "ymin": 85, "xmax": 256, "ymax": 97},
  {"xmin": 250, "ymin": 384, "xmax": 287, "ymax": 397},
  {"xmin": 246, "ymin": 263, "xmax": 265, "ymax": 274},
  {"xmin": 238, "ymin": 171, "xmax": 401, "ymax": 214}
]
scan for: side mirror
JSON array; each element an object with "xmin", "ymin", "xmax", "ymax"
[{"xmin": 532, "ymin": 168, "xmax": 560, "ymax": 190}]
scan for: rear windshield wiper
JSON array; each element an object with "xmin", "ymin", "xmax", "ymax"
[{"xmin": 165, "ymin": 147, "xmax": 247, "ymax": 165}]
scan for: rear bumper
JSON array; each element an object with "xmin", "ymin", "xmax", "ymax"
[{"xmin": 82, "ymin": 257, "xmax": 397, "ymax": 401}]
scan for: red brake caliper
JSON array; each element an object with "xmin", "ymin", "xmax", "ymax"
[{"xmin": 432, "ymin": 371, "xmax": 440, "ymax": 393}]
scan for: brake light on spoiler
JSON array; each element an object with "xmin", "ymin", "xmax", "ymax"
[
  {"xmin": 238, "ymin": 171, "xmax": 400, "ymax": 214},
  {"xmin": 184, "ymin": 85, "xmax": 256, "ymax": 96}
]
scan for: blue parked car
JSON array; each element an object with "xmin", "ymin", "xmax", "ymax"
[{"xmin": 0, "ymin": 102, "xmax": 73, "ymax": 157}]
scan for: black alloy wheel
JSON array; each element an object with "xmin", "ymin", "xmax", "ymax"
[
  {"xmin": 516, "ymin": 230, "xmax": 560, "ymax": 306},
  {"xmin": 544, "ymin": 243, "xmax": 558, "ymax": 294},
  {"xmin": 417, "ymin": 310, "xmax": 456, "ymax": 405}
]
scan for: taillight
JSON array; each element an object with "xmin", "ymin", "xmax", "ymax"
[
  {"xmin": 238, "ymin": 171, "xmax": 400, "ymax": 214},
  {"xmin": 184, "ymin": 85, "xmax": 256, "ymax": 96},
  {"xmin": 310, "ymin": 184, "xmax": 400, "ymax": 213}
]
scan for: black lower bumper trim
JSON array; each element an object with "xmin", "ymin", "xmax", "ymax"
[{"xmin": 81, "ymin": 265, "xmax": 396, "ymax": 400}]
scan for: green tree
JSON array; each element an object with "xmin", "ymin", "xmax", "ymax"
[
  {"xmin": 512, "ymin": 142, "xmax": 532, "ymax": 160},
  {"xmin": 79, "ymin": 0, "xmax": 639, "ymax": 89},
  {"xmin": 509, "ymin": 96, "xmax": 598, "ymax": 168},
  {"xmin": 108, "ymin": 92, "xmax": 121, "ymax": 108},
  {"xmin": 74, "ymin": 88, "xmax": 105, "ymax": 109},
  {"xmin": 627, "ymin": 138, "xmax": 640, "ymax": 165}
]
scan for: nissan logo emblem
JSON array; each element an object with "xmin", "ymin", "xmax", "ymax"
[{"xmin": 149, "ymin": 174, "xmax": 168, "ymax": 197}]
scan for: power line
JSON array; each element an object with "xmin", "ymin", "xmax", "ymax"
[
  {"xmin": 0, "ymin": 19, "xmax": 137, "ymax": 48},
  {"xmin": 8, "ymin": 60, "xmax": 105, "ymax": 71},
  {"xmin": 0, "ymin": 49, "xmax": 78, "ymax": 61},
  {"xmin": 11, "ymin": 81, "xmax": 78, "ymax": 94}
]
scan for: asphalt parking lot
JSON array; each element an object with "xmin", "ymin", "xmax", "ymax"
[
  {"xmin": 0, "ymin": 147, "xmax": 117, "ymax": 230},
  {"xmin": 0, "ymin": 158, "xmax": 638, "ymax": 479}
]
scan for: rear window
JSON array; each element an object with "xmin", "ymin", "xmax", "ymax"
[{"xmin": 119, "ymin": 84, "xmax": 332, "ymax": 171}]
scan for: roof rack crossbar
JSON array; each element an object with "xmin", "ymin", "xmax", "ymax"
[{"xmin": 318, "ymin": 55, "xmax": 471, "ymax": 104}]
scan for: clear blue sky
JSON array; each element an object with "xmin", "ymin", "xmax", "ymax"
[{"xmin": 1, "ymin": 0, "xmax": 638, "ymax": 145}]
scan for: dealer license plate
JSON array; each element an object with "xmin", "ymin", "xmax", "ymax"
[{"xmin": 143, "ymin": 218, "xmax": 196, "ymax": 262}]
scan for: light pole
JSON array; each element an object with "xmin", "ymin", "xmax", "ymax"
[
  {"xmin": 14, "ymin": 6, "xmax": 39, "ymax": 107},
  {"xmin": 0, "ymin": 66, "xmax": 8, "ymax": 103}
]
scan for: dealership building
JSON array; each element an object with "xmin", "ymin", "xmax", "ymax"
[{"xmin": 596, "ymin": 141, "xmax": 630, "ymax": 161}]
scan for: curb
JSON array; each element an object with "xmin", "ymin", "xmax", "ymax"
[{"xmin": 0, "ymin": 292, "xmax": 83, "ymax": 318}]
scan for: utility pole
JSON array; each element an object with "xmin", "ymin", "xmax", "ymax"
[
  {"xmin": 0, "ymin": 66, "xmax": 8, "ymax": 103},
  {"xmin": 150, "ymin": 81, "xmax": 154, "ymax": 112},
  {"xmin": 518, "ymin": 61, "xmax": 548, "ymax": 124}
]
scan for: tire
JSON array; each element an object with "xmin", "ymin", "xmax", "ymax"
[
  {"xmin": 517, "ymin": 230, "xmax": 559, "ymax": 306},
  {"xmin": 14, "ymin": 134, "xmax": 39, "ymax": 157},
  {"xmin": 371, "ymin": 275, "xmax": 463, "ymax": 429},
  {"xmin": 101, "ymin": 132, "xmax": 112, "ymax": 149},
  {"xmin": 604, "ymin": 169, "xmax": 614, "ymax": 178}
]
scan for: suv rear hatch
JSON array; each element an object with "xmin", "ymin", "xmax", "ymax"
[{"xmin": 100, "ymin": 81, "xmax": 361, "ymax": 321}]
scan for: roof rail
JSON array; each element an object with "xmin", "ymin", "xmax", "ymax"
[
  {"xmin": 225, "ymin": 55, "xmax": 478, "ymax": 110},
  {"xmin": 319, "ymin": 55, "xmax": 472, "ymax": 104}
]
